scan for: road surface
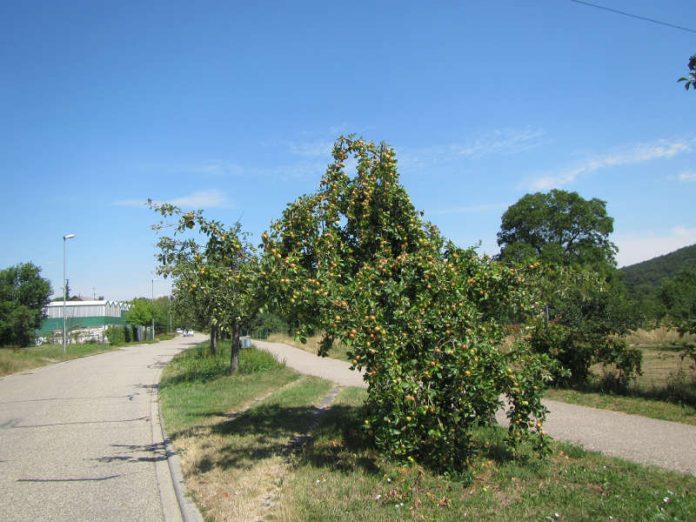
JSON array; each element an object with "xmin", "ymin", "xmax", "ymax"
[{"xmin": 0, "ymin": 334, "xmax": 207, "ymax": 522}]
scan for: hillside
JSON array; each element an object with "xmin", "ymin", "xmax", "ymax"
[{"xmin": 620, "ymin": 243, "xmax": 696, "ymax": 295}]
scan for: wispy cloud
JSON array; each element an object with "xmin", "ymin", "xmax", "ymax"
[
  {"xmin": 288, "ymin": 139, "xmax": 335, "ymax": 158},
  {"xmin": 676, "ymin": 171, "xmax": 696, "ymax": 183},
  {"xmin": 114, "ymin": 189, "xmax": 231, "ymax": 209},
  {"xmin": 399, "ymin": 128, "xmax": 545, "ymax": 170},
  {"xmin": 529, "ymin": 138, "xmax": 692, "ymax": 190},
  {"xmin": 428, "ymin": 203, "xmax": 506, "ymax": 216},
  {"xmin": 615, "ymin": 226, "xmax": 696, "ymax": 267}
]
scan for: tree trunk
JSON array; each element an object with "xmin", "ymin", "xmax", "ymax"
[
  {"xmin": 210, "ymin": 324, "xmax": 218, "ymax": 356},
  {"xmin": 229, "ymin": 324, "xmax": 241, "ymax": 374}
]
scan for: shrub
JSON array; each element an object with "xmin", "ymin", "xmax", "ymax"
[
  {"xmin": 106, "ymin": 325, "xmax": 125, "ymax": 346},
  {"xmin": 529, "ymin": 266, "xmax": 642, "ymax": 388}
]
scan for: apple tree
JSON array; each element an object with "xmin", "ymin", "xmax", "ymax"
[
  {"xmin": 151, "ymin": 202, "xmax": 258, "ymax": 373},
  {"xmin": 261, "ymin": 136, "xmax": 553, "ymax": 470}
]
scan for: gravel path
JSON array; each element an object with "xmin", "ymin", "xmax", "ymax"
[
  {"xmin": 0, "ymin": 334, "xmax": 207, "ymax": 521},
  {"xmin": 254, "ymin": 339, "xmax": 696, "ymax": 476}
]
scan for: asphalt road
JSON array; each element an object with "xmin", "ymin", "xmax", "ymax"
[
  {"xmin": 255, "ymin": 339, "xmax": 696, "ymax": 476},
  {"xmin": 0, "ymin": 333, "xmax": 207, "ymax": 522}
]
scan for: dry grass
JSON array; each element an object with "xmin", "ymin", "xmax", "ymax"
[
  {"xmin": 266, "ymin": 332, "xmax": 353, "ymax": 362},
  {"xmin": 625, "ymin": 326, "xmax": 695, "ymax": 348},
  {"xmin": 0, "ymin": 343, "xmax": 116, "ymax": 377}
]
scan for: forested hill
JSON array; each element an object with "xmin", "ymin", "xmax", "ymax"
[{"xmin": 620, "ymin": 243, "xmax": 696, "ymax": 295}]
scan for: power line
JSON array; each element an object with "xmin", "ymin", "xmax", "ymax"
[{"xmin": 570, "ymin": 0, "xmax": 696, "ymax": 34}]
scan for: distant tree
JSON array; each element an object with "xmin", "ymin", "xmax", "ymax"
[
  {"xmin": 0, "ymin": 263, "xmax": 52, "ymax": 347},
  {"xmin": 678, "ymin": 54, "xmax": 696, "ymax": 91},
  {"xmin": 657, "ymin": 269, "xmax": 696, "ymax": 323},
  {"xmin": 497, "ymin": 190, "xmax": 617, "ymax": 271},
  {"xmin": 151, "ymin": 203, "xmax": 259, "ymax": 373},
  {"xmin": 126, "ymin": 298, "xmax": 153, "ymax": 327}
]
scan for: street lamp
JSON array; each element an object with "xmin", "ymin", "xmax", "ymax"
[
  {"xmin": 151, "ymin": 278, "xmax": 155, "ymax": 341},
  {"xmin": 63, "ymin": 233, "xmax": 76, "ymax": 353}
]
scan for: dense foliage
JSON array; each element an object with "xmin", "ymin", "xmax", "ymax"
[
  {"xmin": 497, "ymin": 189, "xmax": 616, "ymax": 272},
  {"xmin": 528, "ymin": 266, "xmax": 642, "ymax": 388},
  {"xmin": 496, "ymin": 190, "xmax": 643, "ymax": 387},
  {"xmin": 0, "ymin": 263, "xmax": 52, "ymax": 347},
  {"xmin": 260, "ymin": 136, "xmax": 553, "ymax": 470}
]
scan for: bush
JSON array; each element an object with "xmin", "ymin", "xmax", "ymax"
[
  {"xmin": 529, "ymin": 266, "xmax": 642, "ymax": 387},
  {"xmin": 106, "ymin": 325, "xmax": 125, "ymax": 346}
]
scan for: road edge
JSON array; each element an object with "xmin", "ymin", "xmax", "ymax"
[{"xmin": 149, "ymin": 339, "xmax": 205, "ymax": 522}]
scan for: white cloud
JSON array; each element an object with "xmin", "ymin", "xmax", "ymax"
[
  {"xmin": 448, "ymin": 128, "xmax": 545, "ymax": 157},
  {"xmin": 529, "ymin": 138, "xmax": 692, "ymax": 190},
  {"xmin": 288, "ymin": 140, "xmax": 335, "ymax": 158},
  {"xmin": 401, "ymin": 128, "xmax": 545, "ymax": 170},
  {"xmin": 428, "ymin": 203, "xmax": 506, "ymax": 215},
  {"xmin": 677, "ymin": 171, "xmax": 696, "ymax": 182},
  {"xmin": 114, "ymin": 189, "xmax": 231, "ymax": 209},
  {"xmin": 189, "ymin": 161, "xmax": 244, "ymax": 176},
  {"xmin": 615, "ymin": 226, "xmax": 696, "ymax": 267}
]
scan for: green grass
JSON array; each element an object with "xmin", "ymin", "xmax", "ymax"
[
  {"xmin": 160, "ymin": 346, "xmax": 696, "ymax": 521},
  {"xmin": 0, "ymin": 342, "xmax": 117, "ymax": 377},
  {"xmin": 544, "ymin": 387, "xmax": 696, "ymax": 426},
  {"xmin": 159, "ymin": 340, "xmax": 301, "ymax": 434}
]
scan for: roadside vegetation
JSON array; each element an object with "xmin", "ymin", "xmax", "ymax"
[
  {"xmin": 153, "ymin": 135, "xmax": 695, "ymax": 522},
  {"xmin": 0, "ymin": 342, "xmax": 117, "ymax": 377},
  {"xmin": 160, "ymin": 343, "xmax": 696, "ymax": 521}
]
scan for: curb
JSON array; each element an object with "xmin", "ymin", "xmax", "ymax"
[{"xmin": 158, "ymin": 397, "xmax": 205, "ymax": 522}]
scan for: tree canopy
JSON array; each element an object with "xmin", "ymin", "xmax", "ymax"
[
  {"xmin": 0, "ymin": 263, "xmax": 52, "ymax": 347},
  {"xmin": 151, "ymin": 202, "xmax": 259, "ymax": 372},
  {"xmin": 260, "ymin": 136, "xmax": 553, "ymax": 470},
  {"xmin": 497, "ymin": 189, "xmax": 616, "ymax": 271}
]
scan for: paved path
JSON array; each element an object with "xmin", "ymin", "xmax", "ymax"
[
  {"xmin": 0, "ymin": 334, "xmax": 207, "ymax": 522},
  {"xmin": 254, "ymin": 339, "xmax": 696, "ymax": 476}
]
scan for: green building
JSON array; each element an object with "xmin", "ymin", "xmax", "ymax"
[{"xmin": 37, "ymin": 300, "xmax": 131, "ymax": 343}]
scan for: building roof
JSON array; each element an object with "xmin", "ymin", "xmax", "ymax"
[{"xmin": 46, "ymin": 300, "xmax": 129, "ymax": 308}]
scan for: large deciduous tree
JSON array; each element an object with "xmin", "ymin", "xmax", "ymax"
[
  {"xmin": 497, "ymin": 191, "xmax": 641, "ymax": 387},
  {"xmin": 261, "ymin": 136, "xmax": 553, "ymax": 471},
  {"xmin": 497, "ymin": 189, "xmax": 617, "ymax": 271},
  {"xmin": 0, "ymin": 263, "xmax": 52, "ymax": 347},
  {"xmin": 151, "ymin": 203, "xmax": 258, "ymax": 373}
]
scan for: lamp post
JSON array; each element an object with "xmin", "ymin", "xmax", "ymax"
[
  {"xmin": 151, "ymin": 278, "xmax": 155, "ymax": 341},
  {"xmin": 63, "ymin": 234, "xmax": 76, "ymax": 353}
]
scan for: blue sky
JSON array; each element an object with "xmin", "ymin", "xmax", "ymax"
[{"xmin": 1, "ymin": 0, "xmax": 695, "ymax": 300}]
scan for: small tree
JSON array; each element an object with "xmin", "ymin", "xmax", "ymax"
[
  {"xmin": 261, "ymin": 136, "xmax": 553, "ymax": 470},
  {"xmin": 151, "ymin": 202, "xmax": 258, "ymax": 373},
  {"xmin": 528, "ymin": 265, "xmax": 642, "ymax": 388},
  {"xmin": 0, "ymin": 263, "xmax": 52, "ymax": 347}
]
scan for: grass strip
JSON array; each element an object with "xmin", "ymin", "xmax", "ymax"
[
  {"xmin": 0, "ymin": 343, "xmax": 118, "ymax": 377},
  {"xmin": 544, "ymin": 387, "xmax": 696, "ymax": 426},
  {"xmin": 161, "ymin": 345, "xmax": 696, "ymax": 521},
  {"xmin": 281, "ymin": 388, "xmax": 696, "ymax": 521}
]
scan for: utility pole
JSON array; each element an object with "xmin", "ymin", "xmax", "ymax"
[
  {"xmin": 151, "ymin": 278, "xmax": 155, "ymax": 341},
  {"xmin": 62, "ymin": 234, "xmax": 76, "ymax": 353}
]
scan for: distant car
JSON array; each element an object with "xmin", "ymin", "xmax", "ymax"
[{"xmin": 176, "ymin": 328, "xmax": 183, "ymax": 334}]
